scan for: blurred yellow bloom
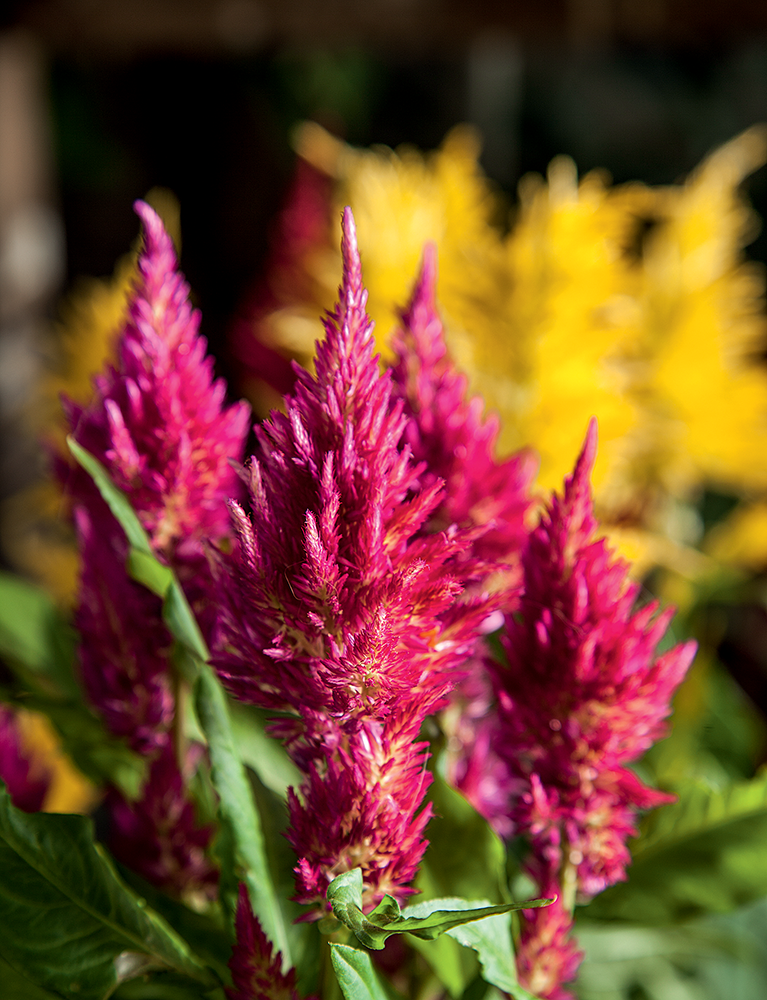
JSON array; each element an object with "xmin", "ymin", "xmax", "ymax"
[
  {"xmin": 15, "ymin": 708, "xmax": 98, "ymax": 814},
  {"xmin": 260, "ymin": 123, "xmax": 767, "ymax": 581}
]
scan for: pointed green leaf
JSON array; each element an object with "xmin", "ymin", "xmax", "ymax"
[
  {"xmin": 68, "ymin": 438, "xmax": 207, "ymax": 666},
  {"xmin": 327, "ymin": 869, "xmax": 552, "ymax": 951},
  {"xmin": 0, "ymin": 785, "xmax": 214, "ymax": 999},
  {"xmin": 68, "ymin": 438, "xmax": 150, "ymax": 554},
  {"xmin": 330, "ymin": 944, "xmax": 400, "ymax": 1000},
  {"xmin": 586, "ymin": 769, "xmax": 767, "ymax": 924},
  {"xmin": 403, "ymin": 898, "xmax": 516, "ymax": 996},
  {"xmin": 194, "ymin": 663, "xmax": 291, "ymax": 966}
]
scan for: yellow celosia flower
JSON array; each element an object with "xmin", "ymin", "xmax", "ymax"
[
  {"xmin": 265, "ymin": 123, "xmax": 767, "ymax": 581},
  {"xmin": 633, "ymin": 128, "xmax": 767, "ymax": 499}
]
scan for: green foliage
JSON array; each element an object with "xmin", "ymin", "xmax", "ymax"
[
  {"xmin": 0, "ymin": 570, "xmax": 146, "ymax": 798},
  {"xmin": 228, "ymin": 701, "xmax": 302, "ymax": 799},
  {"xmin": 586, "ymin": 770, "xmax": 767, "ymax": 924},
  {"xmin": 194, "ymin": 663, "xmax": 292, "ymax": 963},
  {"xmin": 0, "ymin": 785, "xmax": 215, "ymax": 999},
  {"xmin": 409, "ymin": 774, "xmax": 511, "ymax": 997},
  {"xmin": 329, "ymin": 944, "xmax": 401, "ymax": 1000},
  {"xmin": 327, "ymin": 869, "xmax": 551, "ymax": 951},
  {"xmin": 403, "ymin": 897, "xmax": 537, "ymax": 1000},
  {"xmin": 68, "ymin": 437, "xmax": 207, "ymax": 668}
]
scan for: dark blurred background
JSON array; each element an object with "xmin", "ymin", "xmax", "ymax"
[
  {"xmin": 5, "ymin": 0, "xmax": 767, "ymax": 546},
  {"xmin": 5, "ymin": 0, "xmax": 767, "ymax": 366}
]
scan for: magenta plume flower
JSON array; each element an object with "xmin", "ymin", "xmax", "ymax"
[
  {"xmin": 64, "ymin": 200, "xmax": 250, "ymax": 568},
  {"xmin": 106, "ymin": 745, "xmax": 217, "ymax": 903},
  {"xmin": 487, "ymin": 419, "xmax": 696, "ymax": 997},
  {"xmin": 227, "ymin": 883, "xmax": 312, "ymax": 1000},
  {"xmin": 388, "ymin": 245, "xmax": 538, "ymax": 831},
  {"xmin": 389, "ymin": 242, "xmax": 537, "ymax": 581},
  {"xmin": 62, "ymin": 202, "xmax": 250, "ymax": 898},
  {"xmin": 215, "ymin": 209, "xmax": 491, "ymax": 911}
]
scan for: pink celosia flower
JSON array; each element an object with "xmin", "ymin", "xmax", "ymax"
[
  {"xmin": 515, "ymin": 872, "xmax": 583, "ymax": 1000},
  {"xmin": 62, "ymin": 202, "xmax": 248, "ymax": 896},
  {"xmin": 487, "ymin": 419, "xmax": 696, "ymax": 995},
  {"xmin": 388, "ymin": 245, "xmax": 538, "ymax": 830},
  {"xmin": 227, "ymin": 883, "xmax": 309, "ymax": 1000},
  {"xmin": 0, "ymin": 705, "xmax": 50, "ymax": 812},
  {"xmin": 215, "ymin": 209, "xmax": 491, "ymax": 911},
  {"xmin": 75, "ymin": 506, "xmax": 173, "ymax": 755},
  {"xmin": 389, "ymin": 242, "xmax": 536, "ymax": 579},
  {"xmin": 64, "ymin": 200, "xmax": 250, "ymax": 570}
]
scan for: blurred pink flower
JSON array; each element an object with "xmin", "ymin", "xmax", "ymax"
[{"xmin": 62, "ymin": 202, "xmax": 247, "ymax": 897}]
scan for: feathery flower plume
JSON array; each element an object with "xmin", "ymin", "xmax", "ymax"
[
  {"xmin": 487, "ymin": 419, "xmax": 696, "ymax": 997},
  {"xmin": 63, "ymin": 202, "xmax": 249, "ymax": 897},
  {"xmin": 388, "ymin": 244, "xmax": 538, "ymax": 830},
  {"xmin": 227, "ymin": 884, "xmax": 308, "ymax": 1000},
  {"xmin": 64, "ymin": 201, "xmax": 250, "ymax": 576},
  {"xmin": 216, "ymin": 208, "xmax": 489, "ymax": 911},
  {"xmin": 389, "ymin": 241, "xmax": 537, "ymax": 581}
]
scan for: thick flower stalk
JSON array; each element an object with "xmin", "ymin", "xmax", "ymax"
[
  {"xmin": 63, "ymin": 201, "xmax": 249, "ymax": 898},
  {"xmin": 215, "ymin": 208, "xmax": 491, "ymax": 911},
  {"xmin": 487, "ymin": 419, "xmax": 696, "ymax": 997}
]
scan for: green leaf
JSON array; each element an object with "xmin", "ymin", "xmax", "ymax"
[
  {"xmin": 67, "ymin": 438, "xmax": 207, "ymax": 666},
  {"xmin": 0, "ymin": 571, "xmax": 78, "ymax": 697},
  {"xmin": 0, "ymin": 952, "xmax": 64, "ymax": 1000},
  {"xmin": 417, "ymin": 773, "xmax": 507, "ymax": 905},
  {"xmin": 0, "ymin": 785, "xmax": 215, "ymax": 1000},
  {"xmin": 194, "ymin": 663, "xmax": 291, "ymax": 966},
  {"xmin": 327, "ymin": 869, "xmax": 552, "ymax": 951},
  {"xmin": 68, "ymin": 438, "xmax": 151, "ymax": 554},
  {"xmin": 404, "ymin": 897, "xmax": 535, "ymax": 999},
  {"xmin": 586, "ymin": 769, "xmax": 767, "ymax": 924},
  {"xmin": 229, "ymin": 701, "xmax": 302, "ymax": 799},
  {"xmin": 329, "ymin": 944, "xmax": 400, "ymax": 1000}
]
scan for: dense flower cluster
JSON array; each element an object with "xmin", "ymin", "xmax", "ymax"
[
  {"xmin": 470, "ymin": 421, "xmax": 696, "ymax": 997},
  {"xmin": 215, "ymin": 209, "xmax": 495, "ymax": 910},
  {"xmin": 63, "ymin": 201, "xmax": 249, "ymax": 898},
  {"xmin": 227, "ymin": 884, "xmax": 308, "ymax": 1000},
  {"xmin": 0, "ymin": 176, "xmax": 705, "ymax": 1000}
]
